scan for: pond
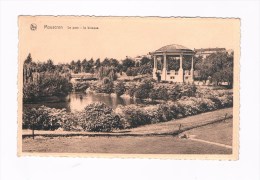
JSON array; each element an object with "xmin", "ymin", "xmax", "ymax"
[{"xmin": 23, "ymin": 91, "xmax": 144, "ymax": 112}]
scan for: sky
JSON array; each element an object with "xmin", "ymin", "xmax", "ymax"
[{"xmin": 19, "ymin": 16, "xmax": 240, "ymax": 63}]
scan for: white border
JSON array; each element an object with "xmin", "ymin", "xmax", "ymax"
[{"xmin": 1, "ymin": 1, "xmax": 260, "ymax": 180}]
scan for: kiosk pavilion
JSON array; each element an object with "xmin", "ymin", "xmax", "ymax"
[{"xmin": 150, "ymin": 44, "xmax": 195, "ymax": 83}]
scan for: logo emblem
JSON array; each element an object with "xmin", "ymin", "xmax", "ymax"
[{"xmin": 30, "ymin": 23, "xmax": 37, "ymax": 31}]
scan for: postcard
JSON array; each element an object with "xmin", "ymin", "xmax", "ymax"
[{"xmin": 18, "ymin": 16, "xmax": 240, "ymax": 159}]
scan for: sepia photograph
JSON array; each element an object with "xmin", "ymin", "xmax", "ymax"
[{"xmin": 18, "ymin": 16, "xmax": 240, "ymax": 159}]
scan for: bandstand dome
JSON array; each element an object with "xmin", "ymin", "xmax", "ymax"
[{"xmin": 153, "ymin": 44, "xmax": 193, "ymax": 54}]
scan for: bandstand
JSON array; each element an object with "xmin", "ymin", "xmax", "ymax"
[{"xmin": 150, "ymin": 44, "xmax": 195, "ymax": 83}]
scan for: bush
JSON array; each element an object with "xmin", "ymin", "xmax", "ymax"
[
  {"xmin": 114, "ymin": 81, "xmax": 126, "ymax": 96},
  {"xmin": 181, "ymin": 84, "xmax": 197, "ymax": 97},
  {"xmin": 168, "ymin": 84, "xmax": 182, "ymax": 100},
  {"xmin": 23, "ymin": 106, "xmax": 67, "ymax": 130},
  {"xmin": 61, "ymin": 112, "xmax": 84, "ymax": 131},
  {"xmin": 134, "ymin": 88, "xmax": 150, "ymax": 99},
  {"xmin": 149, "ymin": 89, "xmax": 158, "ymax": 101},
  {"xmin": 117, "ymin": 105, "xmax": 154, "ymax": 128},
  {"xmin": 82, "ymin": 102, "xmax": 124, "ymax": 132},
  {"xmin": 127, "ymin": 84, "xmax": 137, "ymax": 97},
  {"xmin": 91, "ymin": 80, "xmax": 114, "ymax": 94},
  {"xmin": 126, "ymin": 67, "xmax": 139, "ymax": 76},
  {"xmin": 126, "ymin": 68, "xmax": 133, "ymax": 76},
  {"xmin": 157, "ymin": 87, "xmax": 169, "ymax": 100},
  {"xmin": 134, "ymin": 80, "xmax": 154, "ymax": 99}
]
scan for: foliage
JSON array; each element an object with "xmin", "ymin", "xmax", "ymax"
[
  {"xmin": 23, "ymin": 73, "xmax": 73, "ymax": 102},
  {"xmin": 138, "ymin": 64, "xmax": 152, "ymax": 75},
  {"xmin": 140, "ymin": 57, "xmax": 152, "ymax": 66},
  {"xmin": 73, "ymin": 82, "xmax": 89, "ymax": 92},
  {"xmin": 23, "ymin": 106, "xmax": 67, "ymax": 130},
  {"xmin": 126, "ymin": 67, "xmax": 138, "ymax": 76},
  {"xmin": 122, "ymin": 58, "xmax": 135, "ymax": 72},
  {"xmin": 195, "ymin": 52, "xmax": 233, "ymax": 87},
  {"xmin": 81, "ymin": 102, "xmax": 124, "ymax": 132},
  {"xmin": 134, "ymin": 79, "xmax": 154, "ymax": 99},
  {"xmin": 23, "ymin": 87, "xmax": 233, "ymax": 131},
  {"xmin": 127, "ymin": 84, "xmax": 137, "ymax": 97},
  {"xmin": 149, "ymin": 87, "xmax": 168, "ymax": 101},
  {"xmin": 23, "ymin": 103, "xmax": 126, "ymax": 132},
  {"xmin": 116, "ymin": 105, "xmax": 155, "ymax": 128},
  {"xmin": 114, "ymin": 81, "xmax": 126, "ymax": 96},
  {"xmin": 91, "ymin": 78, "xmax": 114, "ymax": 94},
  {"xmin": 98, "ymin": 66, "xmax": 117, "ymax": 81}
]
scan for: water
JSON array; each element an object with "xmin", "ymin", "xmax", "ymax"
[{"xmin": 23, "ymin": 91, "xmax": 142, "ymax": 112}]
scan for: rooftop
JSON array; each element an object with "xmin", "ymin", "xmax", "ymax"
[{"xmin": 153, "ymin": 44, "xmax": 194, "ymax": 54}]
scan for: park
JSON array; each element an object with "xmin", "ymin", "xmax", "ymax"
[{"xmin": 22, "ymin": 44, "xmax": 234, "ymax": 154}]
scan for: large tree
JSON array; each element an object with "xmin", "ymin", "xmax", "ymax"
[
  {"xmin": 195, "ymin": 52, "xmax": 233, "ymax": 88},
  {"xmin": 122, "ymin": 58, "xmax": 135, "ymax": 72}
]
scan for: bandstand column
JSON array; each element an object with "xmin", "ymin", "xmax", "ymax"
[
  {"xmin": 179, "ymin": 54, "xmax": 184, "ymax": 82},
  {"xmin": 191, "ymin": 56, "xmax": 194, "ymax": 82},
  {"xmin": 153, "ymin": 55, "xmax": 157, "ymax": 80},
  {"xmin": 161, "ymin": 53, "xmax": 167, "ymax": 80}
]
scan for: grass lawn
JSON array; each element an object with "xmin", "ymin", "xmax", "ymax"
[
  {"xmin": 185, "ymin": 118, "xmax": 232, "ymax": 146},
  {"xmin": 23, "ymin": 135, "xmax": 231, "ymax": 154}
]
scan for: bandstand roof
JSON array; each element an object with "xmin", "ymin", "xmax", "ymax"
[{"xmin": 152, "ymin": 44, "xmax": 194, "ymax": 55}]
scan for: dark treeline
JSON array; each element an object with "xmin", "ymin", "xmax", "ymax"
[{"xmin": 23, "ymin": 53, "xmax": 153, "ymax": 75}]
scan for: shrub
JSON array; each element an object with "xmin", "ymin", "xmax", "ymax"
[
  {"xmin": 149, "ymin": 89, "xmax": 158, "ymax": 101},
  {"xmin": 181, "ymin": 84, "xmax": 197, "ymax": 97},
  {"xmin": 23, "ymin": 106, "xmax": 67, "ymax": 130},
  {"xmin": 157, "ymin": 102, "xmax": 182, "ymax": 121},
  {"xmin": 61, "ymin": 112, "xmax": 84, "ymax": 131},
  {"xmin": 127, "ymin": 84, "xmax": 137, "ymax": 97},
  {"xmin": 114, "ymin": 81, "xmax": 126, "ymax": 96},
  {"xmin": 82, "ymin": 102, "xmax": 124, "ymax": 132},
  {"xmin": 157, "ymin": 87, "xmax": 169, "ymax": 100},
  {"xmin": 134, "ymin": 88, "xmax": 150, "ymax": 99},
  {"xmin": 92, "ymin": 80, "xmax": 114, "ymax": 94},
  {"xmin": 117, "ymin": 105, "xmax": 153, "ymax": 128},
  {"xmin": 134, "ymin": 80, "xmax": 154, "ymax": 99},
  {"xmin": 149, "ymin": 87, "xmax": 168, "ymax": 101}
]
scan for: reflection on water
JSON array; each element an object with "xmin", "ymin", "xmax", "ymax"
[{"xmin": 24, "ymin": 92, "xmax": 141, "ymax": 112}]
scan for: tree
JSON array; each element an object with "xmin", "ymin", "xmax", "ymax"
[
  {"xmin": 75, "ymin": 60, "xmax": 81, "ymax": 73},
  {"xmin": 70, "ymin": 60, "xmax": 76, "ymax": 72},
  {"xmin": 24, "ymin": 53, "xmax": 32, "ymax": 64},
  {"xmin": 45, "ymin": 59, "xmax": 55, "ymax": 72},
  {"xmin": 81, "ymin": 59, "xmax": 88, "ymax": 72},
  {"xmin": 102, "ymin": 58, "xmax": 110, "ymax": 66},
  {"xmin": 95, "ymin": 58, "xmax": 101, "ymax": 69},
  {"xmin": 122, "ymin": 58, "xmax": 135, "ymax": 72},
  {"xmin": 109, "ymin": 58, "xmax": 119, "ymax": 67},
  {"xmin": 114, "ymin": 81, "xmax": 126, "ymax": 96},
  {"xmin": 140, "ymin": 57, "xmax": 151, "ymax": 66},
  {"xmin": 195, "ymin": 52, "xmax": 234, "ymax": 87}
]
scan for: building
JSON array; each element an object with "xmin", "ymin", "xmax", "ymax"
[
  {"xmin": 194, "ymin": 48, "xmax": 226, "ymax": 59},
  {"xmin": 150, "ymin": 44, "xmax": 195, "ymax": 83}
]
